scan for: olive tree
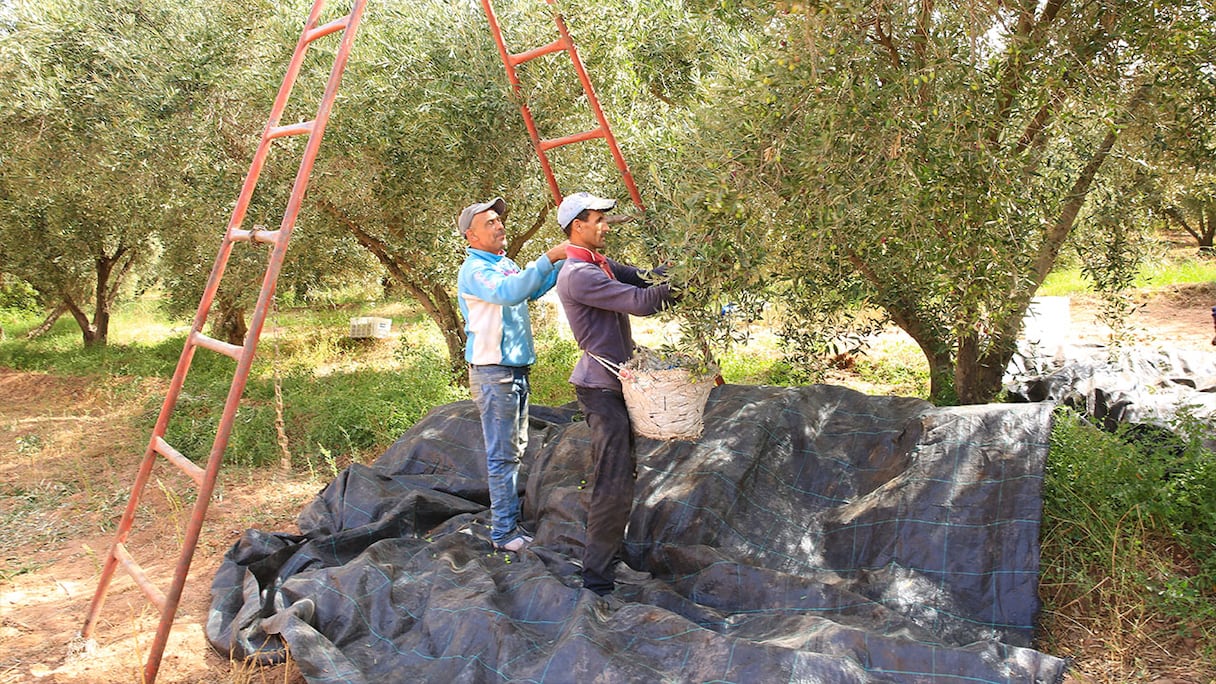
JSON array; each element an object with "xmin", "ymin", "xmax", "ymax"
[
  {"xmin": 150, "ymin": 0, "xmax": 383, "ymax": 345},
  {"xmin": 652, "ymin": 0, "xmax": 1216, "ymax": 403},
  {"xmin": 1163, "ymin": 178, "xmax": 1216, "ymax": 252},
  {"xmin": 301, "ymin": 0, "xmax": 718, "ymax": 375},
  {"xmin": 0, "ymin": 0, "xmax": 181, "ymax": 345},
  {"xmin": 1149, "ymin": 132, "xmax": 1216, "ymax": 253}
]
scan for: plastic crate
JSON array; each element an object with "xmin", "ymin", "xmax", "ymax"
[{"xmin": 349, "ymin": 316, "xmax": 391, "ymax": 339}]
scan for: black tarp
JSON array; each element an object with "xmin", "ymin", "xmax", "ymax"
[
  {"xmin": 207, "ymin": 383, "xmax": 1068, "ymax": 683},
  {"xmin": 1005, "ymin": 346, "xmax": 1216, "ymax": 450}
]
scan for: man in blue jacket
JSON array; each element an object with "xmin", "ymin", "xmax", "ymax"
[
  {"xmin": 555, "ymin": 191, "xmax": 673, "ymax": 596},
  {"xmin": 457, "ymin": 197, "xmax": 568, "ymax": 553}
]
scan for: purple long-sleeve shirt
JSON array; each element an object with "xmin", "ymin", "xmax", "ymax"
[{"xmin": 556, "ymin": 256, "xmax": 672, "ymax": 391}]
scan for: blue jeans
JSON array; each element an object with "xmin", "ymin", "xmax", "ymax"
[{"xmin": 468, "ymin": 364, "xmax": 531, "ymax": 545}]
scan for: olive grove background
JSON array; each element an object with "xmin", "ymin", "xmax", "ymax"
[{"xmin": 2, "ymin": 0, "xmax": 1214, "ymax": 402}]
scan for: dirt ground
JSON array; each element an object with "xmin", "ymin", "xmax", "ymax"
[{"xmin": 1, "ymin": 284, "xmax": 1213, "ymax": 684}]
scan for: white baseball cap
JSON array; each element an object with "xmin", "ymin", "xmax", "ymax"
[{"xmin": 557, "ymin": 192, "xmax": 616, "ymax": 229}]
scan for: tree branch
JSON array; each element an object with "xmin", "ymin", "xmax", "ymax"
[
  {"xmin": 912, "ymin": 0, "xmax": 933, "ymax": 103},
  {"xmin": 1164, "ymin": 205, "xmax": 1200, "ymax": 243},
  {"xmin": 1014, "ymin": 88, "xmax": 1068, "ymax": 158},
  {"xmin": 24, "ymin": 302, "xmax": 68, "ymax": 339},
  {"xmin": 104, "ymin": 244, "xmax": 136, "ymax": 305},
  {"xmin": 1020, "ymin": 81, "xmax": 1153, "ymax": 318},
  {"xmin": 846, "ymin": 249, "xmax": 945, "ymax": 363},
  {"xmin": 987, "ymin": 0, "xmax": 1067, "ymax": 148},
  {"xmin": 59, "ymin": 291, "xmax": 95, "ymax": 341},
  {"xmin": 506, "ymin": 203, "xmax": 552, "ymax": 260},
  {"xmin": 912, "ymin": 0, "xmax": 932, "ymax": 67},
  {"xmin": 868, "ymin": 7, "xmax": 902, "ymax": 69},
  {"xmin": 315, "ymin": 199, "xmax": 467, "ymax": 351},
  {"xmin": 317, "ymin": 200, "xmax": 430, "ymax": 300}
]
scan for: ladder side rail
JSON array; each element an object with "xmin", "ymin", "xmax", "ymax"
[
  {"xmin": 79, "ymin": 0, "xmax": 336, "ymax": 644},
  {"xmin": 219, "ymin": 0, "xmax": 334, "ymax": 251},
  {"xmin": 79, "ymin": 437, "xmax": 165, "ymax": 637},
  {"xmin": 142, "ymin": 3, "xmax": 369, "ymax": 681},
  {"xmin": 480, "ymin": 0, "xmax": 565, "ymax": 206},
  {"xmin": 544, "ymin": 1, "xmax": 644, "ymax": 210}
]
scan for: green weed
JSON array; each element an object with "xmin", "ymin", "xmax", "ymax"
[
  {"xmin": 851, "ymin": 356, "xmax": 930, "ymax": 398},
  {"xmin": 530, "ymin": 335, "xmax": 579, "ymax": 406},
  {"xmin": 1038, "ymin": 268, "xmax": 1092, "ymax": 296},
  {"xmin": 717, "ymin": 347, "xmax": 797, "ymax": 386},
  {"xmin": 1042, "ymin": 408, "xmax": 1216, "ymax": 634},
  {"xmin": 0, "ymin": 480, "xmax": 79, "ymax": 558},
  {"xmin": 1137, "ymin": 257, "xmax": 1216, "ymax": 289},
  {"xmin": 0, "ymin": 275, "xmax": 39, "ymax": 313}
]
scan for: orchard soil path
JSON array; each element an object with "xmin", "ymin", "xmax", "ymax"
[{"xmin": 1, "ymin": 283, "xmax": 1213, "ymax": 684}]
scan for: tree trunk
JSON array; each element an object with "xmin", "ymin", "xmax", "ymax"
[
  {"xmin": 319, "ymin": 199, "xmax": 470, "ymax": 381},
  {"xmin": 211, "ymin": 297, "xmax": 249, "ymax": 346},
  {"xmin": 62, "ymin": 294, "xmax": 102, "ymax": 346},
  {"xmin": 952, "ymin": 330, "xmax": 1017, "ymax": 405},
  {"xmin": 88, "ymin": 254, "xmax": 117, "ymax": 347},
  {"xmin": 1164, "ymin": 205, "xmax": 1214, "ymax": 251},
  {"xmin": 50, "ymin": 243, "xmax": 139, "ymax": 348},
  {"xmin": 847, "ymin": 250, "xmax": 960, "ymax": 403},
  {"xmin": 91, "ymin": 305, "xmax": 110, "ymax": 346},
  {"xmin": 24, "ymin": 303, "xmax": 68, "ymax": 339},
  {"xmin": 925, "ymin": 350, "xmax": 956, "ymax": 406},
  {"xmin": 430, "ymin": 292, "xmax": 468, "ymax": 383}
]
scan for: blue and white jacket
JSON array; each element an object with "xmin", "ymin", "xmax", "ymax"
[{"xmin": 457, "ymin": 248, "xmax": 563, "ymax": 367}]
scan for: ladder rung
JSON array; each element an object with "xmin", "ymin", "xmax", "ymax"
[
  {"xmin": 304, "ymin": 16, "xmax": 350, "ymax": 43},
  {"xmin": 152, "ymin": 436, "xmax": 206, "ymax": 488},
  {"xmin": 114, "ymin": 543, "xmax": 166, "ymax": 611},
  {"xmin": 267, "ymin": 121, "xmax": 315, "ymax": 139},
  {"xmin": 228, "ymin": 227, "xmax": 282, "ymax": 246},
  {"xmin": 509, "ymin": 38, "xmax": 567, "ymax": 67},
  {"xmin": 189, "ymin": 330, "xmax": 244, "ymax": 361},
  {"xmin": 540, "ymin": 127, "xmax": 605, "ymax": 152}
]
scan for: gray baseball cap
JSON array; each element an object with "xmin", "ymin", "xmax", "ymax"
[
  {"xmin": 557, "ymin": 192, "xmax": 616, "ymax": 229},
  {"xmin": 456, "ymin": 197, "xmax": 507, "ymax": 236}
]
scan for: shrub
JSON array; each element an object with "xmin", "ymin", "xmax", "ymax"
[{"xmin": 1042, "ymin": 407, "xmax": 1216, "ymax": 628}]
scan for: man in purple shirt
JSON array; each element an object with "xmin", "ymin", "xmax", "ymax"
[{"xmin": 555, "ymin": 191, "xmax": 673, "ymax": 596}]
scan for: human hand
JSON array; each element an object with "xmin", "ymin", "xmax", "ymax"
[{"xmin": 546, "ymin": 241, "xmax": 571, "ymax": 263}]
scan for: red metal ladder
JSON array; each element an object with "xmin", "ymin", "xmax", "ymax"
[
  {"xmin": 79, "ymin": 1, "xmax": 369, "ymax": 682},
  {"xmin": 480, "ymin": 0, "xmax": 644, "ymax": 210}
]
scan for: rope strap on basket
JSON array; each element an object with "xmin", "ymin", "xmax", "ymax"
[{"xmin": 589, "ymin": 353, "xmax": 626, "ymax": 378}]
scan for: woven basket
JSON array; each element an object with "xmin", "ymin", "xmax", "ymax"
[{"xmin": 619, "ymin": 365, "xmax": 717, "ymax": 441}]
